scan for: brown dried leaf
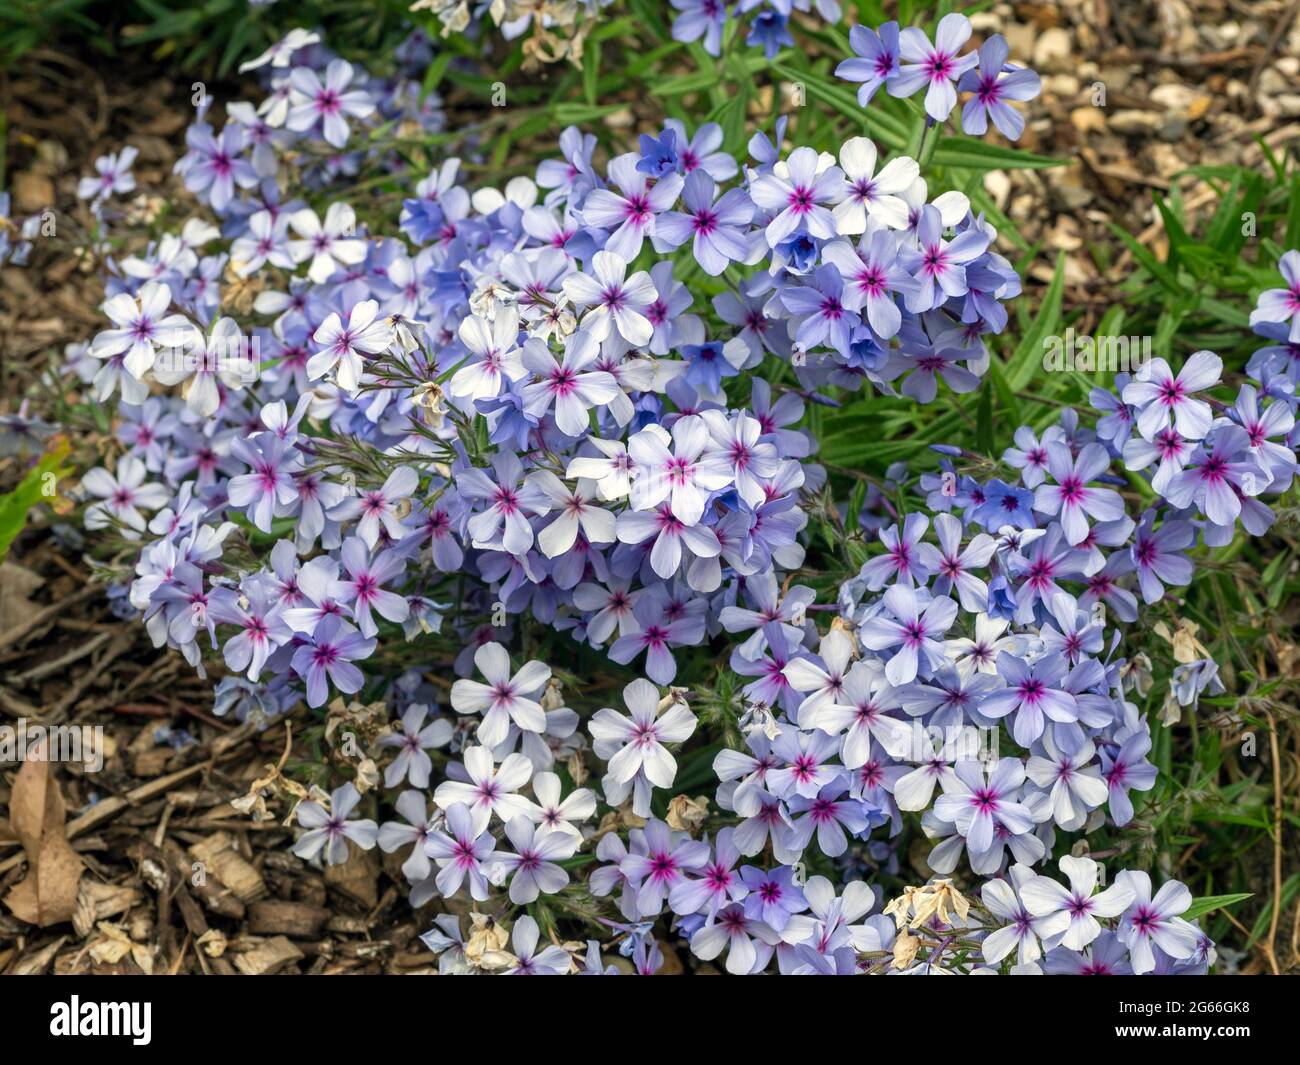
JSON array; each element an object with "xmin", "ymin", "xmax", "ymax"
[{"xmin": 4, "ymin": 739, "xmax": 84, "ymax": 927}]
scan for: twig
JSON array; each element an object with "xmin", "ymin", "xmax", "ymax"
[{"xmin": 1264, "ymin": 709, "xmax": 1284, "ymax": 976}]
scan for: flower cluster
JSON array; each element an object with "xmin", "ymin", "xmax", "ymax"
[
  {"xmin": 56, "ymin": 15, "xmax": 1276, "ymax": 975},
  {"xmin": 837, "ymin": 13, "xmax": 1041, "ymax": 137}
]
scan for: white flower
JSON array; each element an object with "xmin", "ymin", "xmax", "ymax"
[
  {"xmin": 238, "ymin": 28, "xmax": 321, "ymax": 72},
  {"xmin": 628, "ymin": 414, "xmax": 732, "ymax": 526},
  {"xmin": 308, "ymin": 299, "xmax": 395, "ymax": 393},
  {"xmin": 153, "ymin": 316, "xmax": 253, "ymax": 417},
  {"xmin": 565, "ymin": 437, "xmax": 635, "ymax": 500},
  {"xmin": 433, "ymin": 745, "xmax": 535, "ymax": 823},
  {"xmin": 833, "ymin": 137, "xmax": 918, "ymax": 235},
  {"xmin": 589, "ymin": 678, "xmax": 697, "ymax": 816},
  {"xmin": 524, "ymin": 771, "xmax": 596, "ymax": 843},
  {"xmin": 783, "ymin": 628, "xmax": 854, "ymax": 720},
  {"xmin": 289, "ymin": 202, "xmax": 367, "ymax": 284},
  {"xmin": 527, "ymin": 472, "xmax": 616, "ymax": 558},
  {"xmin": 82, "ymin": 455, "xmax": 169, "ymax": 539},
  {"xmin": 449, "ymin": 307, "xmax": 525, "ymax": 401},
  {"xmin": 1020, "ymin": 855, "xmax": 1135, "ymax": 951},
  {"xmin": 561, "ymin": 250, "xmax": 657, "ymax": 347},
  {"xmin": 450, "ymin": 642, "xmax": 550, "ymax": 748},
  {"xmin": 89, "ymin": 281, "xmax": 194, "ymax": 380}
]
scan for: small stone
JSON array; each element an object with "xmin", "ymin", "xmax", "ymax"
[
  {"xmin": 1004, "ymin": 24, "xmax": 1036, "ymax": 61},
  {"xmin": 11, "ymin": 170, "xmax": 53, "ymax": 214},
  {"xmin": 983, "ymin": 169, "xmax": 1011, "ymax": 210},
  {"xmin": 1109, "ymin": 110, "xmax": 1161, "ymax": 136},
  {"xmin": 1044, "ymin": 74, "xmax": 1080, "ymax": 99},
  {"xmin": 1157, "ymin": 111, "xmax": 1188, "ymax": 141},
  {"xmin": 1070, "ymin": 107, "xmax": 1107, "ymax": 135},
  {"xmin": 1150, "ymin": 83, "xmax": 1197, "ymax": 111},
  {"xmin": 1033, "ymin": 27, "xmax": 1072, "ymax": 70},
  {"xmin": 1259, "ymin": 68, "xmax": 1287, "ymax": 96}
]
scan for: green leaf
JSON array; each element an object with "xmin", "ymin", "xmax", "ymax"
[
  {"xmin": 1006, "ymin": 252, "xmax": 1065, "ymax": 390},
  {"xmin": 931, "ymin": 137, "xmax": 1063, "ymax": 172},
  {"xmin": 975, "ymin": 380, "xmax": 993, "ymax": 454},
  {"xmin": 1182, "ymin": 892, "xmax": 1253, "ymax": 922},
  {"xmin": 0, "ymin": 438, "xmax": 71, "ymax": 562}
]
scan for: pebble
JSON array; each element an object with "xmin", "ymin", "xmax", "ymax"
[
  {"xmin": 1033, "ymin": 27, "xmax": 1072, "ymax": 70},
  {"xmin": 1109, "ymin": 109, "xmax": 1161, "ymax": 135}
]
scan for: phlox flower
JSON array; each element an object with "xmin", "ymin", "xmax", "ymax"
[
  {"xmin": 78, "ymin": 147, "xmax": 138, "ymax": 201},
  {"xmin": 82, "ymin": 455, "xmax": 169, "ymax": 538},
  {"xmin": 981, "ymin": 650, "xmax": 1078, "ymax": 746},
  {"xmin": 1248, "ymin": 249, "xmax": 1300, "ymax": 343},
  {"xmin": 628, "ymin": 415, "xmax": 733, "ymax": 525},
  {"xmin": 652, "ymin": 170, "xmax": 753, "ymax": 275},
  {"xmin": 857, "ymin": 584, "xmax": 957, "ymax": 686},
  {"xmin": 1162, "ymin": 424, "xmax": 1261, "ymax": 529},
  {"xmin": 292, "ymin": 782, "xmax": 378, "ymax": 866},
  {"xmin": 1020, "ymin": 855, "xmax": 1135, "ymax": 952},
  {"xmin": 562, "ymin": 250, "xmax": 658, "ymax": 348},
  {"xmin": 1121, "ymin": 350, "xmax": 1222, "ymax": 442},
  {"xmin": 377, "ymin": 790, "xmax": 436, "ymax": 890},
  {"xmin": 958, "ymin": 35, "xmax": 1041, "ymax": 141},
  {"xmin": 524, "ymin": 771, "xmax": 596, "ymax": 843},
  {"xmin": 1027, "ymin": 730, "xmax": 1108, "ymax": 830},
  {"xmin": 917, "ymin": 511, "xmax": 996, "ymax": 612},
  {"xmin": 832, "ymin": 137, "xmax": 918, "ymax": 235},
  {"xmin": 620, "ymin": 818, "xmax": 709, "ymax": 915},
  {"xmin": 1032, "ymin": 442, "xmax": 1125, "ymax": 546},
  {"xmin": 433, "ymin": 745, "xmax": 535, "ymax": 823},
  {"xmin": 668, "ymin": 827, "xmax": 747, "ymax": 918},
  {"xmin": 309, "ymin": 298, "xmax": 395, "ymax": 393},
  {"xmin": 590, "ymin": 678, "xmax": 698, "ymax": 815},
  {"xmin": 449, "ymin": 306, "xmax": 525, "ymax": 401},
  {"xmin": 493, "ymin": 815, "xmax": 577, "ymax": 904},
  {"xmin": 90, "ymin": 281, "xmax": 194, "ymax": 381},
  {"xmin": 458, "ymin": 450, "xmax": 552, "ymax": 555},
  {"xmin": 835, "ymin": 21, "xmax": 901, "ymax": 106},
  {"xmin": 209, "ymin": 582, "xmax": 291, "ymax": 682},
  {"xmin": 822, "ymin": 230, "xmax": 910, "ymax": 339},
  {"xmin": 580, "ymin": 151, "xmax": 683, "ymax": 260},
  {"xmin": 329, "ymin": 537, "xmax": 409, "ymax": 638},
  {"xmin": 329, "ymin": 466, "xmax": 418, "ymax": 550},
  {"xmin": 787, "ymin": 780, "xmax": 872, "ymax": 858},
  {"xmin": 504, "ymin": 915, "xmax": 573, "ymax": 975},
  {"xmin": 932, "ymin": 756, "xmax": 1033, "ymax": 855},
  {"xmin": 893, "ymin": 12, "xmax": 978, "ymax": 122},
  {"xmin": 238, "ymin": 28, "xmax": 320, "ymax": 72},
  {"xmin": 671, "ymin": 0, "xmax": 728, "ymax": 56},
  {"xmin": 527, "ymin": 472, "xmax": 617, "ymax": 558},
  {"xmin": 689, "ymin": 902, "xmax": 781, "ymax": 975},
  {"xmin": 980, "ymin": 863, "xmax": 1048, "ymax": 966},
  {"xmin": 286, "ymin": 59, "xmax": 376, "ymax": 148},
  {"xmin": 896, "ymin": 204, "xmax": 989, "ymax": 312},
  {"xmin": 178, "ymin": 123, "xmax": 257, "ymax": 211},
  {"xmin": 423, "ymin": 801, "xmax": 498, "ymax": 901},
  {"xmin": 378, "ymin": 704, "xmax": 452, "ymax": 788},
  {"xmin": 857, "ymin": 512, "xmax": 932, "ymax": 590},
  {"xmin": 519, "ymin": 329, "xmax": 620, "ymax": 436},
  {"xmin": 1115, "ymin": 870, "xmax": 1201, "ymax": 974},
  {"xmin": 231, "ymin": 209, "xmax": 296, "ymax": 276},
  {"xmin": 749, "ymin": 146, "xmax": 847, "ymax": 247},
  {"xmin": 289, "ymin": 202, "xmax": 368, "ymax": 285},
  {"xmin": 450, "ymin": 642, "xmax": 550, "ymax": 748},
  {"xmin": 289, "ymin": 615, "xmax": 375, "ymax": 707}
]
